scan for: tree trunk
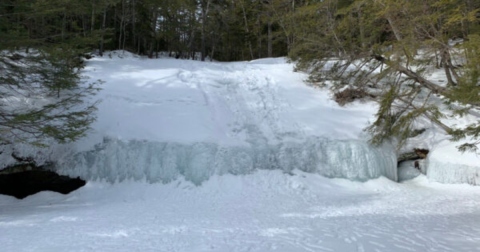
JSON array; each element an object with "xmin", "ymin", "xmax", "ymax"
[
  {"xmin": 358, "ymin": 5, "xmax": 366, "ymax": 50},
  {"xmin": 267, "ymin": 19, "xmax": 272, "ymax": 57},
  {"xmin": 99, "ymin": 9, "xmax": 107, "ymax": 56},
  {"xmin": 257, "ymin": 14, "xmax": 262, "ymax": 58},
  {"xmin": 373, "ymin": 54, "xmax": 447, "ymax": 94},
  {"xmin": 119, "ymin": 1, "xmax": 125, "ymax": 50},
  {"xmin": 200, "ymin": 0, "xmax": 211, "ymax": 62},
  {"xmin": 132, "ymin": 0, "xmax": 136, "ymax": 48},
  {"xmin": 62, "ymin": 12, "xmax": 66, "ymax": 41},
  {"xmin": 201, "ymin": 9, "xmax": 206, "ymax": 61},
  {"xmin": 240, "ymin": 0, "xmax": 254, "ymax": 60},
  {"xmin": 91, "ymin": 2, "xmax": 95, "ymax": 34},
  {"xmin": 210, "ymin": 44, "xmax": 215, "ymax": 61},
  {"xmin": 149, "ymin": 10, "xmax": 158, "ymax": 58}
]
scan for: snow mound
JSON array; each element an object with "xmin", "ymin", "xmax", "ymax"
[
  {"xmin": 428, "ymin": 160, "xmax": 480, "ymax": 185},
  {"xmin": 57, "ymin": 137, "xmax": 397, "ymax": 184},
  {"xmin": 427, "ymin": 139, "xmax": 480, "ymax": 185},
  {"xmin": 398, "ymin": 161, "xmax": 422, "ymax": 182}
]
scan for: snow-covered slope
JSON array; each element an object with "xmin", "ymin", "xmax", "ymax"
[
  {"xmin": 83, "ymin": 54, "xmax": 375, "ymax": 145},
  {"xmin": 51, "ymin": 52, "xmax": 396, "ymax": 182},
  {"xmin": 3, "ymin": 53, "xmax": 480, "ymax": 252}
]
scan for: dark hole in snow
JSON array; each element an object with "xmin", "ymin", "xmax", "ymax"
[{"xmin": 0, "ymin": 170, "xmax": 86, "ymax": 199}]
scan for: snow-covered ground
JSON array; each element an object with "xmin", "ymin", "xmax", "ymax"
[
  {"xmin": 83, "ymin": 52, "xmax": 374, "ymax": 145},
  {"xmin": 2, "ymin": 52, "xmax": 480, "ymax": 251},
  {"xmin": 2, "ymin": 171, "xmax": 480, "ymax": 252}
]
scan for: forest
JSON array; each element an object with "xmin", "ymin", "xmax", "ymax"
[
  {"xmin": 1, "ymin": 0, "xmax": 299, "ymax": 62},
  {"xmin": 1, "ymin": 0, "xmax": 480, "ymax": 152},
  {"xmin": 2, "ymin": 1, "xmax": 480, "ymax": 251}
]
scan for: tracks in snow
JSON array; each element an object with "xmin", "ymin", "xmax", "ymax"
[{"xmin": 2, "ymin": 172, "xmax": 480, "ymax": 252}]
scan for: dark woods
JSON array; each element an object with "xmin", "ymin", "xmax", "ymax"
[
  {"xmin": 0, "ymin": 0, "xmax": 303, "ymax": 62},
  {"xmin": 1, "ymin": 0, "xmax": 480, "ymax": 152}
]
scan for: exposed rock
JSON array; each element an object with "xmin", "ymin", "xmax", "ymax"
[
  {"xmin": 414, "ymin": 148, "xmax": 429, "ymax": 159},
  {"xmin": 398, "ymin": 148, "xmax": 430, "ymax": 164},
  {"xmin": 398, "ymin": 152, "xmax": 419, "ymax": 163},
  {"xmin": 0, "ymin": 163, "xmax": 34, "ymax": 175}
]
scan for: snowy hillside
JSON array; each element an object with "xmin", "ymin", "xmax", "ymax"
[
  {"xmin": 2, "ymin": 51, "xmax": 479, "ymax": 184},
  {"xmin": 3, "ymin": 53, "xmax": 480, "ymax": 252},
  {"xmin": 49, "ymin": 52, "xmax": 397, "ymax": 183},
  {"xmin": 84, "ymin": 53, "xmax": 376, "ymax": 144}
]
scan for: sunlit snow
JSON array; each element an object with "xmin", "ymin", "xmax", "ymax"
[
  {"xmin": 50, "ymin": 51, "xmax": 397, "ymax": 183},
  {"xmin": 2, "ymin": 171, "xmax": 480, "ymax": 252},
  {"xmin": 2, "ymin": 52, "xmax": 480, "ymax": 252}
]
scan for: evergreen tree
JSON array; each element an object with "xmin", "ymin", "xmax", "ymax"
[
  {"xmin": 0, "ymin": 0, "xmax": 99, "ymax": 146},
  {"xmin": 288, "ymin": 0, "xmax": 480, "ymax": 152}
]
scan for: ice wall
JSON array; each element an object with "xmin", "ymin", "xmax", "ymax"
[
  {"xmin": 426, "ymin": 140, "xmax": 480, "ymax": 185},
  {"xmin": 56, "ymin": 137, "xmax": 397, "ymax": 184},
  {"xmin": 427, "ymin": 159, "xmax": 480, "ymax": 185}
]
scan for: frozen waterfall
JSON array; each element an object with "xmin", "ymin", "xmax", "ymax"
[
  {"xmin": 45, "ymin": 55, "xmax": 400, "ymax": 184},
  {"xmin": 56, "ymin": 137, "xmax": 397, "ymax": 184}
]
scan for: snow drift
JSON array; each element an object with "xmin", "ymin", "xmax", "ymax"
[{"xmin": 426, "ymin": 139, "xmax": 480, "ymax": 185}]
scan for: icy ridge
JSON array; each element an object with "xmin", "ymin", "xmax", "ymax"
[
  {"xmin": 56, "ymin": 137, "xmax": 397, "ymax": 184},
  {"xmin": 427, "ymin": 158, "xmax": 480, "ymax": 185}
]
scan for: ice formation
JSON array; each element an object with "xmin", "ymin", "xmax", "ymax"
[
  {"xmin": 56, "ymin": 137, "xmax": 397, "ymax": 184},
  {"xmin": 51, "ymin": 55, "xmax": 400, "ymax": 184},
  {"xmin": 425, "ymin": 139, "xmax": 480, "ymax": 185},
  {"xmin": 427, "ymin": 159, "xmax": 480, "ymax": 185}
]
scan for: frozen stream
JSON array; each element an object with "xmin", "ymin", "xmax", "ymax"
[{"xmin": 46, "ymin": 52, "xmax": 397, "ymax": 183}]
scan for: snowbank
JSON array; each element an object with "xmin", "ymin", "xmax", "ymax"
[
  {"xmin": 398, "ymin": 161, "xmax": 422, "ymax": 182},
  {"xmin": 427, "ymin": 139, "xmax": 480, "ymax": 185}
]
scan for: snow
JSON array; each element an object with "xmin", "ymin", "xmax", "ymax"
[
  {"xmin": 397, "ymin": 69, "xmax": 480, "ymax": 185},
  {"xmin": 82, "ymin": 56, "xmax": 375, "ymax": 146},
  {"xmin": 2, "ymin": 170, "xmax": 480, "ymax": 252},
  {"xmin": 3, "ymin": 53, "xmax": 480, "ymax": 251},
  {"xmin": 46, "ymin": 53, "xmax": 397, "ymax": 182},
  {"xmin": 398, "ymin": 161, "xmax": 422, "ymax": 182},
  {"xmin": 3, "ymin": 50, "xmax": 480, "ymax": 184},
  {"xmin": 427, "ymin": 139, "xmax": 480, "ymax": 185}
]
